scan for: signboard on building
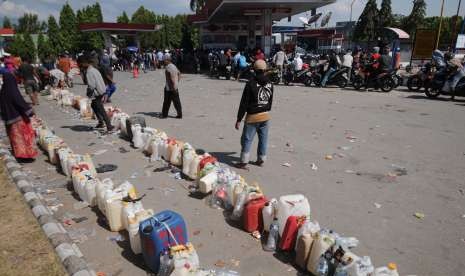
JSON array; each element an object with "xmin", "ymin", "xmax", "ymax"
[
  {"xmin": 412, "ymin": 29, "xmax": 437, "ymax": 60},
  {"xmin": 456, "ymin": 34, "xmax": 465, "ymax": 49}
]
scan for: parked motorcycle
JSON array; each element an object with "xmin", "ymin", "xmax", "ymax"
[
  {"xmin": 282, "ymin": 64, "xmax": 312, "ymax": 86},
  {"xmin": 352, "ymin": 63, "xmax": 396, "ymax": 92},
  {"xmin": 311, "ymin": 64, "xmax": 350, "ymax": 88},
  {"xmin": 407, "ymin": 63, "xmax": 433, "ymax": 91},
  {"xmin": 266, "ymin": 66, "xmax": 281, "ymax": 85},
  {"xmin": 216, "ymin": 64, "xmax": 232, "ymax": 80},
  {"xmin": 424, "ymin": 70, "xmax": 465, "ymax": 98}
]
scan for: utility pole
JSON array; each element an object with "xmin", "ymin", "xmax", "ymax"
[
  {"xmin": 436, "ymin": 0, "xmax": 445, "ymax": 49},
  {"xmin": 451, "ymin": 0, "xmax": 462, "ymax": 52},
  {"xmin": 348, "ymin": 0, "xmax": 357, "ymax": 49}
]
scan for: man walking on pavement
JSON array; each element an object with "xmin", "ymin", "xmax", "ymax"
[
  {"xmin": 235, "ymin": 60, "xmax": 274, "ymax": 169},
  {"xmin": 161, "ymin": 56, "xmax": 182, "ymax": 119},
  {"xmin": 273, "ymin": 47, "xmax": 288, "ymax": 83},
  {"xmin": 78, "ymin": 55, "xmax": 114, "ymax": 132}
]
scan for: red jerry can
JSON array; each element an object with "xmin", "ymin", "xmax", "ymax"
[
  {"xmin": 242, "ymin": 196, "xmax": 268, "ymax": 233},
  {"xmin": 279, "ymin": 216, "xmax": 306, "ymax": 251}
]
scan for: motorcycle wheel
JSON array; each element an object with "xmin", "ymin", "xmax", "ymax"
[
  {"xmin": 407, "ymin": 76, "xmax": 422, "ymax": 91},
  {"xmin": 312, "ymin": 75, "xmax": 321, "ymax": 87},
  {"xmin": 352, "ymin": 76, "xmax": 364, "ymax": 90},
  {"xmin": 337, "ymin": 78, "xmax": 348, "ymax": 88},
  {"xmin": 380, "ymin": 78, "xmax": 395, "ymax": 92},
  {"xmin": 395, "ymin": 75, "xmax": 403, "ymax": 88},
  {"xmin": 304, "ymin": 77, "xmax": 312, "ymax": 87},
  {"xmin": 270, "ymin": 74, "xmax": 280, "ymax": 85},
  {"xmin": 283, "ymin": 76, "xmax": 291, "ymax": 86},
  {"xmin": 425, "ymin": 87, "xmax": 440, "ymax": 98}
]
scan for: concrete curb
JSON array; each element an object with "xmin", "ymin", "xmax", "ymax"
[{"xmin": 0, "ymin": 142, "xmax": 96, "ymax": 276}]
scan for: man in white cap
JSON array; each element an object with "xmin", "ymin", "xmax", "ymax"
[{"xmin": 235, "ymin": 59, "xmax": 274, "ymax": 169}]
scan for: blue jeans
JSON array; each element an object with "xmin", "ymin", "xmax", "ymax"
[
  {"xmin": 321, "ymin": 67, "xmax": 336, "ymax": 87},
  {"xmin": 106, "ymin": 83, "xmax": 117, "ymax": 98},
  {"xmin": 240, "ymin": 120, "xmax": 269, "ymax": 163}
]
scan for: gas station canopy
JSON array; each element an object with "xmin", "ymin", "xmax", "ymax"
[{"xmin": 189, "ymin": 0, "xmax": 336, "ymax": 23}]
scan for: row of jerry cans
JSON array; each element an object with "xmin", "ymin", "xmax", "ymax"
[
  {"xmin": 48, "ymin": 88, "xmax": 93, "ymax": 119},
  {"xmin": 47, "ymin": 96, "xmax": 397, "ymax": 275}
]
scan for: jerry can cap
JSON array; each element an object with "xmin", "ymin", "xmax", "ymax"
[{"xmin": 388, "ymin": 262, "xmax": 397, "ymax": 270}]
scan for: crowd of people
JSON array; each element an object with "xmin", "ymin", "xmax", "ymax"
[{"xmin": 0, "ymin": 42, "xmax": 463, "ymax": 168}]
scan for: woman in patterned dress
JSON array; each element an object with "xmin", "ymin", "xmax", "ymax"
[{"xmin": 0, "ymin": 72, "xmax": 37, "ymax": 160}]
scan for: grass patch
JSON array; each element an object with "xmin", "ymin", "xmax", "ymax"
[{"xmin": 0, "ymin": 161, "xmax": 66, "ymax": 276}]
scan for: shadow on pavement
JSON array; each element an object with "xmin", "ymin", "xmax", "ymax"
[
  {"xmin": 61, "ymin": 125, "xmax": 94, "ymax": 132},
  {"xmin": 209, "ymin": 152, "xmax": 239, "ymax": 167},
  {"xmin": 135, "ymin": 112, "xmax": 178, "ymax": 119},
  {"xmin": 405, "ymin": 95, "xmax": 465, "ymax": 103}
]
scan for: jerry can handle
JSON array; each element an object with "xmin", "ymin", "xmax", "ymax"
[{"xmin": 153, "ymin": 216, "xmax": 180, "ymax": 246}]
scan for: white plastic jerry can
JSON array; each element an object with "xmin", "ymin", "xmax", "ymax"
[
  {"xmin": 170, "ymin": 142, "xmax": 183, "ymax": 166},
  {"xmin": 276, "ymin": 194, "xmax": 311, "ymax": 236},
  {"xmin": 159, "ymin": 139, "xmax": 170, "ymax": 160},
  {"xmin": 307, "ymin": 231, "xmax": 336, "ymax": 275},
  {"xmin": 121, "ymin": 201, "xmax": 144, "ymax": 231},
  {"xmin": 57, "ymin": 147, "xmax": 73, "ymax": 176},
  {"xmin": 96, "ymin": 178, "xmax": 114, "ymax": 215},
  {"xmin": 132, "ymin": 124, "xmax": 144, "ymax": 148},
  {"xmin": 104, "ymin": 190, "xmax": 125, "ymax": 232},
  {"xmin": 188, "ymin": 154, "xmax": 203, "ymax": 180},
  {"xmin": 119, "ymin": 114, "xmax": 130, "ymax": 137},
  {"xmin": 150, "ymin": 138, "xmax": 164, "ymax": 161},
  {"xmin": 295, "ymin": 219, "xmax": 320, "ymax": 251},
  {"xmin": 84, "ymin": 178, "xmax": 99, "ymax": 207},
  {"xmin": 262, "ymin": 198, "xmax": 277, "ymax": 233},
  {"xmin": 128, "ymin": 208, "xmax": 154, "ymax": 254},
  {"xmin": 110, "ymin": 113, "xmax": 121, "ymax": 130},
  {"xmin": 199, "ymin": 169, "xmax": 219, "ymax": 194},
  {"xmin": 77, "ymin": 171, "xmax": 94, "ymax": 203}
]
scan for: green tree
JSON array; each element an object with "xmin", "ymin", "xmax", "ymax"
[
  {"xmin": 47, "ymin": 16, "xmax": 61, "ymax": 56},
  {"xmin": 22, "ymin": 32, "xmax": 37, "ymax": 60},
  {"xmin": 131, "ymin": 6, "xmax": 157, "ymax": 49},
  {"xmin": 76, "ymin": 3, "xmax": 105, "ymax": 51},
  {"xmin": 117, "ymin": 11, "xmax": 130, "ymax": 23},
  {"xmin": 403, "ymin": 0, "xmax": 427, "ymax": 36},
  {"xmin": 37, "ymin": 33, "xmax": 54, "ymax": 61},
  {"xmin": 378, "ymin": 0, "xmax": 393, "ymax": 28},
  {"xmin": 392, "ymin": 14, "xmax": 406, "ymax": 28},
  {"xmin": 353, "ymin": 0, "xmax": 378, "ymax": 42},
  {"xmin": 423, "ymin": 16, "xmax": 463, "ymax": 48},
  {"xmin": 59, "ymin": 3, "xmax": 78, "ymax": 53},
  {"xmin": 17, "ymin": 13, "xmax": 41, "ymax": 33},
  {"xmin": 3, "ymin": 16, "xmax": 12, "ymax": 28},
  {"xmin": 7, "ymin": 35, "xmax": 27, "ymax": 57}
]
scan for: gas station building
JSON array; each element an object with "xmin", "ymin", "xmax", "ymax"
[{"xmin": 188, "ymin": 0, "xmax": 336, "ymax": 56}]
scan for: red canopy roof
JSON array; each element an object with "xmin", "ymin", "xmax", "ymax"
[
  {"xmin": 79, "ymin": 23, "xmax": 162, "ymax": 32},
  {"xmin": 0, "ymin": 28, "xmax": 15, "ymax": 36}
]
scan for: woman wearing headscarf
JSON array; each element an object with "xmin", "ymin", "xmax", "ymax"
[{"xmin": 0, "ymin": 72, "xmax": 37, "ymax": 160}]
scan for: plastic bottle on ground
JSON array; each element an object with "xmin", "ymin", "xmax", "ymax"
[{"xmin": 263, "ymin": 218, "xmax": 279, "ymax": 252}]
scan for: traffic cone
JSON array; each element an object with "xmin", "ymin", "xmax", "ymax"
[{"xmin": 133, "ymin": 66, "xmax": 139, "ymax": 78}]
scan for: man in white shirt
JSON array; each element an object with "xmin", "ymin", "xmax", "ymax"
[
  {"xmin": 161, "ymin": 56, "xmax": 182, "ymax": 119},
  {"xmin": 293, "ymin": 53, "xmax": 303, "ymax": 72},
  {"xmin": 273, "ymin": 48, "xmax": 288, "ymax": 81},
  {"xmin": 342, "ymin": 50, "xmax": 354, "ymax": 81}
]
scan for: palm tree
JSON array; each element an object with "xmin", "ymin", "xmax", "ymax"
[{"xmin": 190, "ymin": 0, "xmax": 206, "ymax": 12}]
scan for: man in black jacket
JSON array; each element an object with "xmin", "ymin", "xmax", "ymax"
[{"xmin": 235, "ymin": 60, "xmax": 274, "ymax": 169}]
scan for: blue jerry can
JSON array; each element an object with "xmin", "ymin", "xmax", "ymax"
[{"xmin": 139, "ymin": 210, "xmax": 188, "ymax": 272}]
